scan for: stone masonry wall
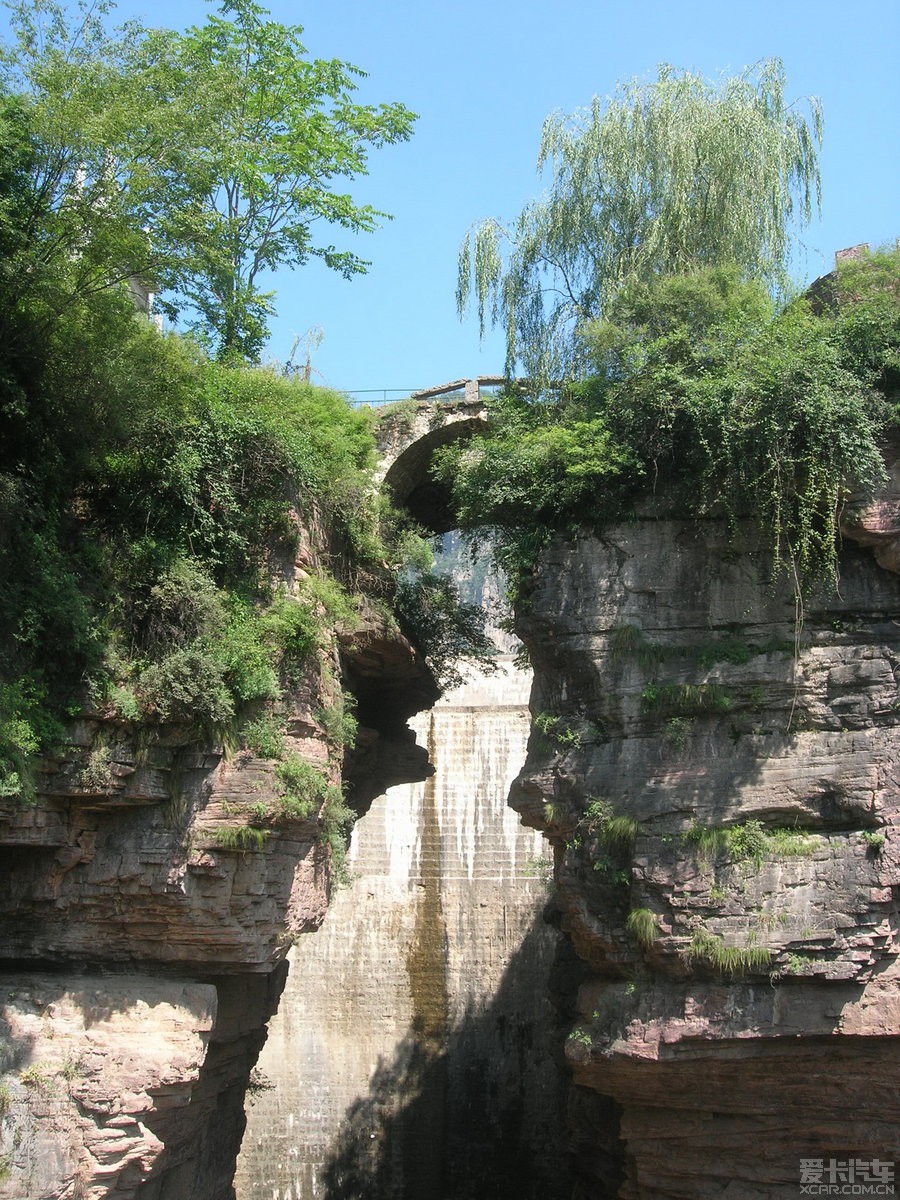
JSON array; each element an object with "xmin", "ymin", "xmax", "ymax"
[{"xmin": 235, "ymin": 657, "xmax": 568, "ymax": 1200}]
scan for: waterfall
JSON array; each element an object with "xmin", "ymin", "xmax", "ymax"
[{"xmin": 234, "ymin": 648, "xmax": 568, "ymax": 1199}]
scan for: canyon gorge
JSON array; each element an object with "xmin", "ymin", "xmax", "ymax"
[
  {"xmin": 1, "ymin": 405, "xmax": 898, "ymax": 1199},
  {"xmin": 1, "ymin": 3, "xmax": 895, "ymax": 1189}
]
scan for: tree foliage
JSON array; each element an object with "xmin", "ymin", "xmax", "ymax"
[
  {"xmin": 457, "ymin": 60, "xmax": 822, "ymax": 382},
  {"xmin": 149, "ymin": 0, "xmax": 416, "ymax": 359},
  {"xmin": 0, "ymin": 0, "xmax": 180, "ymax": 320},
  {"xmin": 0, "ymin": 0, "xmax": 416, "ymax": 360},
  {"xmin": 394, "ymin": 571, "xmax": 497, "ymax": 692},
  {"xmin": 438, "ymin": 256, "xmax": 900, "ymax": 594}
]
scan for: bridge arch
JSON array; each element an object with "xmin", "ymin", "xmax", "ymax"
[{"xmin": 374, "ymin": 378, "xmax": 500, "ymax": 532}]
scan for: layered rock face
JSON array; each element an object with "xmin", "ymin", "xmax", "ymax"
[
  {"xmin": 235, "ymin": 658, "xmax": 567, "ymax": 1200},
  {"xmin": 511, "ymin": 516, "xmax": 900, "ymax": 1197},
  {"xmin": 0, "ymin": 585, "xmax": 433, "ymax": 1198}
]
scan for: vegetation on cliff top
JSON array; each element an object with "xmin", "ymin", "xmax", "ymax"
[
  {"xmin": 439, "ymin": 254, "xmax": 900, "ymax": 596},
  {"xmin": 0, "ymin": 0, "xmax": 486, "ymax": 801},
  {"xmin": 450, "ymin": 59, "xmax": 899, "ymax": 598},
  {"xmin": 0, "ymin": 303, "xmax": 491, "ymax": 798},
  {"xmin": 0, "ymin": 294, "xmax": 397, "ymax": 797}
]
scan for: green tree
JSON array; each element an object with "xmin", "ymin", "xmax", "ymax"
[
  {"xmin": 438, "ymin": 263, "xmax": 897, "ymax": 594},
  {"xmin": 457, "ymin": 60, "xmax": 822, "ymax": 383},
  {"xmin": 151, "ymin": 0, "xmax": 416, "ymax": 359},
  {"xmin": 0, "ymin": 0, "xmax": 416, "ymax": 361},
  {"xmin": 0, "ymin": 0, "xmax": 172, "ymax": 322}
]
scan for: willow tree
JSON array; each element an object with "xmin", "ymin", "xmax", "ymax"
[{"xmin": 457, "ymin": 59, "xmax": 822, "ymax": 383}]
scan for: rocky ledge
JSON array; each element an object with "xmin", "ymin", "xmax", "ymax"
[
  {"xmin": 0, "ymin": 586, "xmax": 434, "ymax": 1198},
  {"xmin": 511, "ymin": 496, "xmax": 900, "ymax": 1196}
]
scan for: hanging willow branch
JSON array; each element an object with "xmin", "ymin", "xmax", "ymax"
[{"xmin": 457, "ymin": 59, "xmax": 822, "ymax": 386}]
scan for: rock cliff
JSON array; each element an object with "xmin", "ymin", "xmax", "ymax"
[
  {"xmin": 4, "ymin": 422, "xmax": 900, "ymax": 1199},
  {"xmin": 510, "ymin": 493, "xmax": 900, "ymax": 1196},
  {"xmin": 0, "ymin": 535, "xmax": 435, "ymax": 1198}
]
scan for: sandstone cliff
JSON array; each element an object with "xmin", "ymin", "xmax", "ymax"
[
  {"xmin": 510, "ymin": 491, "xmax": 900, "ymax": 1196},
  {"xmin": 0, "ymin": 534, "xmax": 435, "ymax": 1199}
]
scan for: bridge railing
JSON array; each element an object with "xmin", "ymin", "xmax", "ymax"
[
  {"xmin": 345, "ymin": 376, "xmax": 509, "ymax": 408},
  {"xmin": 343, "ymin": 388, "xmax": 417, "ymax": 407}
]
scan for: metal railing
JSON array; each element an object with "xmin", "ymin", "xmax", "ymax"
[
  {"xmin": 344, "ymin": 388, "xmax": 417, "ymax": 407},
  {"xmin": 345, "ymin": 376, "xmax": 508, "ymax": 408}
]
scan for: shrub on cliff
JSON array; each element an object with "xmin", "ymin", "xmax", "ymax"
[
  {"xmin": 102, "ymin": 381, "xmax": 385, "ymax": 701},
  {"xmin": 0, "ymin": 305, "xmax": 419, "ymax": 791},
  {"xmin": 436, "ymin": 256, "xmax": 899, "ymax": 594},
  {"xmin": 0, "ymin": 288, "xmax": 486, "ymax": 791}
]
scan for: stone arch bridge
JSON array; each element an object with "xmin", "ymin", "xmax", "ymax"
[{"xmin": 373, "ymin": 376, "xmax": 504, "ymax": 532}]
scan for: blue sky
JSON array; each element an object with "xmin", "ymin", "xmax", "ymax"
[{"xmin": 12, "ymin": 0, "xmax": 900, "ymax": 394}]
